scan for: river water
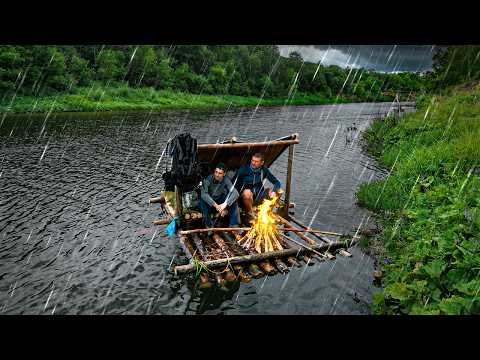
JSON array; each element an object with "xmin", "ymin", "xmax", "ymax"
[{"xmin": 0, "ymin": 101, "xmax": 415, "ymax": 314}]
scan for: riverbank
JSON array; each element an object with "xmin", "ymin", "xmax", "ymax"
[
  {"xmin": 356, "ymin": 85, "xmax": 480, "ymax": 314},
  {"xmin": 0, "ymin": 85, "xmax": 393, "ymax": 114}
]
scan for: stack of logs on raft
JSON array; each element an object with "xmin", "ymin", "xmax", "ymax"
[{"xmin": 150, "ymin": 195, "xmax": 357, "ymax": 289}]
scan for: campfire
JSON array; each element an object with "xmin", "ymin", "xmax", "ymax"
[{"xmin": 236, "ymin": 192, "xmax": 284, "ymax": 253}]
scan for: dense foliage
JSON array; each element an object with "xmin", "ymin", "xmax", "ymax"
[
  {"xmin": 0, "ymin": 45, "xmax": 427, "ymax": 105},
  {"xmin": 429, "ymin": 46, "xmax": 480, "ymax": 90},
  {"xmin": 357, "ymin": 88, "xmax": 480, "ymax": 314}
]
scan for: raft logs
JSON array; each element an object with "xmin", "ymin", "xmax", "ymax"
[{"xmin": 174, "ymin": 240, "xmax": 348, "ymax": 275}]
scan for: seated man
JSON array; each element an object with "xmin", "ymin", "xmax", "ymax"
[
  {"xmin": 199, "ymin": 163, "xmax": 240, "ymax": 233},
  {"xmin": 234, "ymin": 152, "xmax": 282, "ymax": 218}
]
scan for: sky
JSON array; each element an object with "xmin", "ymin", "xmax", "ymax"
[{"xmin": 278, "ymin": 45, "xmax": 436, "ymax": 73}]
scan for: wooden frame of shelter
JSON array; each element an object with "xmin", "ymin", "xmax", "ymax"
[{"xmin": 150, "ymin": 133, "xmax": 357, "ymax": 288}]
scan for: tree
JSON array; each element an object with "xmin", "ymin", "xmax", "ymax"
[
  {"xmin": 207, "ymin": 63, "xmax": 228, "ymax": 94},
  {"xmin": 69, "ymin": 55, "xmax": 93, "ymax": 87},
  {"xmin": 95, "ymin": 49, "xmax": 125, "ymax": 83},
  {"xmin": 127, "ymin": 45, "xmax": 158, "ymax": 87},
  {"xmin": 0, "ymin": 46, "xmax": 25, "ymax": 94}
]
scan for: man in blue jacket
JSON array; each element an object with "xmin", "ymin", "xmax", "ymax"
[
  {"xmin": 234, "ymin": 152, "xmax": 282, "ymax": 218},
  {"xmin": 199, "ymin": 163, "xmax": 240, "ymax": 232}
]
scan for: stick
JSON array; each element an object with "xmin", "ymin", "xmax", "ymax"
[
  {"xmin": 149, "ymin": 196, "xmax": 165, "ymax": 204},
  {"xmin": 179, "ymin": 227, "xmax": 250, "ymax": 235},
  {"xmin": 276, "ymin": 215, "xmax": 336, "ymax": 260},
  {"xmin": 279, "ymin": 233, "xmax": 328, "ymax": 259},
  {"xmin": 152, "ymin": 219, "xmax": 171, "ymax": 225},
  {"xmin": 288, "ymin": 215, "xmax": 332, "ymax": 243},
  {"xmin": 280, "ymin": 228, "xmax": 344, "ymax": 237}
]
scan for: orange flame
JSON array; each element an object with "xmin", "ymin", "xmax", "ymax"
[{"xmin": 237, "ymin": 193, "xmax": 283, "ymax": 253}]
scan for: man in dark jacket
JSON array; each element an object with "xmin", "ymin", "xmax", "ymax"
[
  {"xmin": 199, "ymin": 163, "xmax": 240, "ymax": 231},
  {"xmin": 234, "ymin": 152, "xmax": 282, "ymax": 217}
]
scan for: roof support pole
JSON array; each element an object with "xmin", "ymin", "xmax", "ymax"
[{"xmin": 283, "ymin": 143, "xmax": 294, "ymax": 216}]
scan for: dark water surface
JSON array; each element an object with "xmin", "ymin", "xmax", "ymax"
[{"xmin": 0, "ymin": 102, "xmax": 415, "ymax": 314}]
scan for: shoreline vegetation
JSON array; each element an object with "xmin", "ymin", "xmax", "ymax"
[
  {"xmin": 1, "ymin": 45, "xmax": 426, "ymax": 114},
  {"xmin": 0, "ymin": 85, "xmax": 396, "ymax": 114},
  {"xmin": 357, "ymin": 84, "xmax": 480, "ymax": 315}
]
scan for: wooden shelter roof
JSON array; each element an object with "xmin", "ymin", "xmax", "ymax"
[{"xmin": 197, "ymin": 133, "xmax": 299, "ymax": 170}]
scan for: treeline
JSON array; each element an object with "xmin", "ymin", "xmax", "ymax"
[
  {"xmin": 428, "ymin": 46, "xmax": 480, "ymax": 89},
  {"xmin": 0, "ymin": 45, "xmax": 427, "ymax": 102}
]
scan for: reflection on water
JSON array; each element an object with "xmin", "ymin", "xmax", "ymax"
[{"xmin": 0, "ymin": 102, "xmax": 415, "ymax": 314}]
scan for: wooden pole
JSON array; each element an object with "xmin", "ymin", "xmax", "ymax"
[
  {"xmin": 197, "ymin": 139, "xmax": 299, "ymax": 150},
  {"xmin": 152, "ymin": 219, "xmax": 171, "ymax": 225},
  {"xmin": 279, "ymin": 233, "xmax": 328, "ymax": 259},
  {"xmin": 283, "ymin": 143, "xmax": 295, "ymax": 215},
  {"xmin": 175, "ymin": 185, "xmax": 183, "ymax": 217},
  {"xmin": 173, "ymin": 240, "xmax": 347, "ymax": 275},
  {"xmin": 276, "ymin": 215, "xmax": 335, "ymax": 260},
  {"xmin": 179, "ymin": 227, "xmax": 250, "ymax": 236},
  {"xmin": 149, "ymin": 196, "xmax": 165, "ymax": 204},
  {"xmin": 288, "ymin": 216, "xmax": 356, "ymax": 257},
  {"xmin": 280, "ymin": 227, "xmax": 344, "ymax": 237}
]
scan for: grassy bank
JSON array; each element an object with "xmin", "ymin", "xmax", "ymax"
[
  {"xmin": 0, "ymin": 85, "xmax": 392, "ymax": 113},
  {"xmin": 357, "ymin": 85, "xmax": 480, "ymax": 315}
]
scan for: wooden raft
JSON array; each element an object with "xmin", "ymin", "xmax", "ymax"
[
  {"xmin": 150, "ymin": 134, "xmax": 358, "ymax": 287},
  {"xmin": 154, "ymin": 195, "xmax": 357, "ymax": 287}
]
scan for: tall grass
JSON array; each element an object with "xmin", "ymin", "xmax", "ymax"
[
  {"xmin": 0, "ymin": 84, "xmax": 392, "ymax": 114},
  {"xmin": 357, "ymin": 85, "xmax": 480, "ymax": 314}
]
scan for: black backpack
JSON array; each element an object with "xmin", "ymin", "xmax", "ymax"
[{"xmin": 166, "ymin": 133, "xmax": 199, "ymax": 192}]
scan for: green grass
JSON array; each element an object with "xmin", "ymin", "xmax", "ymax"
[
  {"xmin": 357, "ymin": 84, "xmax": 480, "ymax": 314},
  {"xmin": 0, "ymin": 84, "xmax": 393, "ymax": 114}
]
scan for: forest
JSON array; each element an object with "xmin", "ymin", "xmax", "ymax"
[{"xmin": 0, "ymin": 45, "xmax": 428, "ymax": 111}]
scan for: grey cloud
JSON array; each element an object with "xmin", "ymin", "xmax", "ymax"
[{"xmin": 278, "ymin": 45, "xmax": 435, "ymax": 72}]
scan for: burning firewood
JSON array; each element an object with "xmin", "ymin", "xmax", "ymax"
[{"xmin": 237, "ymin": 191, "xmax": 284, "ymax": 253}]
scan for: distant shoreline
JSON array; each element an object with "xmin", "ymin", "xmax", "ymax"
[{"xmin": 0, "ymin": 86, "xmax": 397, "ymax": 115}]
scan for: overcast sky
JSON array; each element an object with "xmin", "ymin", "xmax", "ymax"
[{"xmin": 278, "ymin": 45, "xmax": 436, "ymax": 72}]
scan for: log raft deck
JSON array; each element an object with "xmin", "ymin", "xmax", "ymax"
[{"xmin": 150, "ymin": 134, "xmax": 359, "ymax": 285}]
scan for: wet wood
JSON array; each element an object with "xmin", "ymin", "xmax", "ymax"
[
  {"xmin": 273, "ymin": 258, "xmax": 289, "ymax": 273},
  {"xmin": 276, "ymin": 216, "xmax": 336, "ymax": 260},
  {"xmin": 197, "ymin": 139, "xmax": 299, "ymax": 150},
  {"xmin": 191, "ymin": 234, "xmax": 209, "ymax": 261},
  {"xmin": 152, "ymin": 218, "xmax": 171, "ymax": 225},
  {"xmin": 258, "ymin": 261, "xmax": 276, "ymax": 275},
  {"xmin": 164, "ymin": 198, "xmax": 177, "ymax": 219},
  {"xmin": 179, "ymin": 235, "xmax": 212, "ymax": 289},
  {"xmin": 280, "ymin": 228, "xmax": 344, "ymax": 237},
  {"xmin": 175, "ymin": 185, "xmax": 183, "ymax": 216},
  {"xmin": 286, "ymin": 256, "xmax": 302, "ymax": 268},
  {"xmin": 288, "ymin": 216, "xmax": 355, "ymax": 257},
  {"xmin": 179, "ymin": 227, "xmax": 250, "ymax": 236},
  {"xmin": 279, "ymin": 232, "xmax": 327, "ymax": 260},
  {"xmin": 302, "ymin": 254, "xmax": 315, "ymax": 266},
  {"xmin": 221, "ymin": 232, "xmax": 264, "ymax": 279},
  {"xmin": 288, "ymin": 216, "xmax": 334, "ymax": 242},
  {"xmin": 212, "ymin": 234, "xmax": 238, "ymax": 283},
  {"xmin": 283, "ymin": 142, "xmax": 294, "ymax": 214},
  {"xmin": 149, "ymin": 196, "xmax": 165, "ymax": 204},
  {"xmin": 196, "ymin": 233, "xmax": 230, "ymax": 286},
  {"xmin": 173, "ymin": 240, "xmax": 347, "ymax": 274}
]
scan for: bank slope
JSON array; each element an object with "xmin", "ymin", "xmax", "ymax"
[
  {"xmin": 0, "ymin": 85, "xmax": 387, "ymax": 114},
  {"xmin": 357, "ymin": 86, "xmax": 480, "ymax": 315}
]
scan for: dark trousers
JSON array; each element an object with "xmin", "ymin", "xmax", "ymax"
[{"xmin": 199, "ymin": 197, "xmax": 239, "ymax": 228}]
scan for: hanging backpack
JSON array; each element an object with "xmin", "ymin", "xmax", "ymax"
[{"xmin": 167, "ymin": 133, "xmax": 199, "ymax": 193}]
